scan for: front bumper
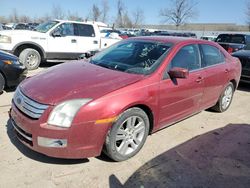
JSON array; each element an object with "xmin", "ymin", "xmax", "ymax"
[
  {"xmin": 4, "ymin": 64, "xmax": 27, "ymax": 87},
  {"xmin": 10, "ymin": 104, "xmax": 111, "ymax": 159}
]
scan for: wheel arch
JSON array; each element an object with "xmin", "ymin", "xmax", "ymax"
[
  {"xmin": 229, "ymin": 79, "xmax": 237, "ymax": 91},
  {"xmin": 12, "ymin": 42, "xmax": 46, "ymax": 60},
  {"xmin": 122, "ymin": 104, "xmax": 155, "ymax": 134}
]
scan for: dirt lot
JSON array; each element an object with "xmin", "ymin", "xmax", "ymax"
[{"xmin": 0, "ymin": 66, "xmax": 250, "ymax": 188}]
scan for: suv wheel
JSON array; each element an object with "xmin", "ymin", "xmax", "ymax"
[{"xmin": 19, "ymin": 48, "xmax": 41, "ymax": 70}]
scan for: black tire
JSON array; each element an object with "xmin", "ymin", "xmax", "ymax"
[
  {"xmin": 104, "ymin": 107, "xmax": 150, "ymax": 161},
  {"xmin": 211, "ymin": 82, "xmax": 235, "ymax": 112},
  {"xmin": 0, "ymin": 73, "xmax": 5, "ymax": 93},
  {"xmin": 19, "ymin": 48, "xmax": 41, "ymax": 70}
]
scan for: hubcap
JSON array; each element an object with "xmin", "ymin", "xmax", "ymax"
[
  {"xmin": 115, "ymin": 116, "xmax": 146, "ymax": 156},
  {"xmin": 222, "ymin": 85, "xmax": 233, "ymax": 109},
  {"xmin": 26, "ymin": 54, "xmax": 38, "ymax": 67}
]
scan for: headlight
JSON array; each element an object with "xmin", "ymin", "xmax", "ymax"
[
  {"xmin": 0, "ymin": 35, "xmax": 11, "ymax": 43},
  {"xmin": 47, "ymin": 99, "xmax": 92, "ymax": 128}
]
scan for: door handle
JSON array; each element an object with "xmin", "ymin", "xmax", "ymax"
[
  {"xmin": 225, "ymin": 69, "xmax": 229, "ymax": 73},
  {"xmin": 93, "ymin": 40, "xmax": 98, "ymax": 44},
  {"xmin": 71, "ymin": 39, "xmax": 77, "ymax": 43},
  {"xmin": 196, "ymin": 77, "xmax": 204, "ymax": 83}
]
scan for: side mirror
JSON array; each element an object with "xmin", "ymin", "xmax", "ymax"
[
  {"xmin": 168, "ymin": 67, "xmax": 189, "ymax": 79},
  {"xmin": 52, "ymin": 30, "xmax": 61, "ymax": 37}
]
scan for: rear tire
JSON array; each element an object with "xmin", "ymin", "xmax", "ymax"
[
  {"xmin": 19, "ymin": 48, "xmax": 41, "ymax": 70},
  {"xmin": 104, "ymin": 107, "xmax": 149, "ymax": 161},
  {"xmin": 0, "ymin": 73, "xmax": 5, "ymax": 93},
  {"xmin": 211, "ymin": 82, "xmax": 234, "ymax": 112}
]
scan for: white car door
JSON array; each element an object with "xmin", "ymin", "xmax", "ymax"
[
  {"xmin": 47, "ymin": 23, "xmax": 78, "ymax": 59},
  {"xmin": 74, "ymin": 23, "xmax": 100, "ymax": 53}
]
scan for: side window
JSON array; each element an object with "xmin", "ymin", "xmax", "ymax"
[
  {"xmin": 76, "ymin": 24, "xmax": 95, "ymax": 37},
  {"xmin": 55, "ymin": 23, "xmax": 74, "ymax": 36},
  {"xmin": 201, "ymin": 44, "xmax": 225, "ymax": 67},
  {"xmin": 245, "ymin": 36, "xmax": 250, "ymax": 50},
  {"xmin": 169, "ymin": 45, "xmax": 201, "ymax": 71}
]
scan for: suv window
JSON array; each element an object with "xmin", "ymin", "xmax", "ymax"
[
  {"xmin": 75, "ymin": 24, "xmax": 95, "ymax": 37},
  {"xmin": 200, "ymin": 44, "xmax": 225, "ymax": 67},
  {"xmin": 169, "ymin": 45, "xmax": 201, "ymax": 71},
  {"xmin": 55, "ymin": 23, "xmax": 74, "ymax": 36},
  {"xmin": 216, "ymin": 34, "xmax": 245, "ymax": 44}
]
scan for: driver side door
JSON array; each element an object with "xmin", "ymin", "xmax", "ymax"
[
  {"xmin": 158, "ymin": 44, "xmax": 205, "ymax": 128},
  {"xmin": 47, "ymin": 23, "xmax": 78, "ymax": 59}
]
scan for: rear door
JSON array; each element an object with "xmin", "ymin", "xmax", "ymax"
[
  {"xmin": 74, "ymin": 23, "xmax": 100, "ymax": 53},
  {"xmin": 158, "ymin": 44, "xmax": 205, "ymax": 128},
  {"xmin": 199, "ymin": 44, "xmax": 229, "ymax": 109}
]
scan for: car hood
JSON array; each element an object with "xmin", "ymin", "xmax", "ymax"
[
  {"xmin": 0, "ymin": 30, "xmax": 46, "ymax": 37},
  {"xmin": 0, "ymin": 50, "xmax": 18, "ymax": 60},
  {"xmin": 20, "ymin": 61, "xmax": 144, "ymax": 105}
]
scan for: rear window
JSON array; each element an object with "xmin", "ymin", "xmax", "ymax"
[
  {"xmin": 215, "ymin": 34, "xmax": 245, "ymax": 44},
  {"xmin": 200, "ymin": 44, "xmax": 225, "ymax": 67},
  {"xmin": 75, "ymin": 24, "xmax": 95, "ymax": 37}
]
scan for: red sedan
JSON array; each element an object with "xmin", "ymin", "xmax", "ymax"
[{"xmin": 10, "ymin": 37, "xmax": 241, "ymax": 161}]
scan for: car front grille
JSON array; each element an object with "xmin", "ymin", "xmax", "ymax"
[
  {"xmin": 13, "ymin": 87, "xmax": 48, "ymax": 119},
  {"xmin": 11, "ymin": 118, "xmax": 33, "ymax": 146}
]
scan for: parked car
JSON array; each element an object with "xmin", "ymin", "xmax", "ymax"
[
  {"xmin": 0, "ymin": 50, "xmax": 27, "ymax": 93},
  {"xmin": 215, "ymin": 33, "xmax": 250, "ymax": 54},
  {"xmin": 232, "ymin": 50, "xmax": 250, "ymax": 83},
  {"xmin": 0, "ymin": 20, "xmax": 121, "ymax": 70},
  {"xmin": 13, "ymin": 23, "xmax": 29, "ymax": 30},
  {"xmin": 10, "ymin": 37, "xmax": 241, "ymax": 161},
  {"xmin": 200, "ymin": 35, "xmax": 217, "ymax": 41}
]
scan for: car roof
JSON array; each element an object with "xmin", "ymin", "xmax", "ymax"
[{"xmin": 128, "ymin": 36, "xmax": 203, "ymax": 45}]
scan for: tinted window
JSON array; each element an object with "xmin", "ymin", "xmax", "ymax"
[
  {"xmin": 76, "ymin": 24, "xmax": 95, "ymax": 37},
  {"xmin": 169, "ymin": 45, "xmax": 201, "ymax": 71},
  {"xmin": 201, "ymin": 44, "xmax": 225, "ymax": 67},
  {"xmin": 55, "ymin": 23, "xmax": 74, "ymax": 36},
  {"xmin": 216, "ymin": 34, "xmax": 245, "ymax": 44}
]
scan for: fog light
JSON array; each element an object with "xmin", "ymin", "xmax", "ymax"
[{"xmin": 38, "ymin": 137, "xmax": 67, "ymax": 148}]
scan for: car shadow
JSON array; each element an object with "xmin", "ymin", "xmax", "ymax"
[
  {"xmin": 110, "ymin": 123, "xmax": 250, "ymax": 188},
  {"xmin": 6, "ymin": 119, "xmax": 89, "ymax": 164}
]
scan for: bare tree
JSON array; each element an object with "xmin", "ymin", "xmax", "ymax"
[
  {"xmin": 246, "ymin": 1, "xmax": 250, "ymax": 31},
  {"xmin": 132, "ymin": 8, "xmax": 144, "ymax": 28},
  {"xmin": 116, "ymin": 0, "xmax": 125, "ymax": 27},
  {"xmin": 123, "ymin": 12, "xmax": 133, "ymax": 28},
  {"xmin": 9, "ymin": 9, "xmax": 19, "ymax": 22},
  {"xmin": 19, "ymin": 15, "xmax": 31, "ymax": 23},
  {"xmin": 101, "ymin": 0, "xmax": 109, "ymax": 23},
  {"xmin": 159, "ymin": 0, "xmax": 198, "ymax": 28},
  {"xmin": 51, "ymin": 4, "xmax": 65, "ymax": 19},
  {"xmin": 91, "ymin": 4, "xmax": 101, "ymax": 21},
  {"xmin": 67, "ymin": 11, "xmax": 82, "ymax": 21}
]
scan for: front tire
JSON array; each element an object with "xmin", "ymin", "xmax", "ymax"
[
  {"xmin": 212, "ymin": 82, "xmax": 235, "ymax": 112},
  {"xmin": 0, "ymin": 73, "xmax": 5, "ymax": 93},
  {"xmin": 104, "ymin": 107, "xmax": 150, "ymax": 161},
  {"xmin": 19, "ymin": 48, "xmax": 41, "ymax": 70}
]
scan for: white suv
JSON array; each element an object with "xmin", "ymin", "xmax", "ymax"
[{"xmin": 0, "ymin": 20, "xmax": 121, "ymax": 70}]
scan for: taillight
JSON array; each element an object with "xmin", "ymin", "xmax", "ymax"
[{"xmin": 228, "ymin": 47, "xmax": 233, "ymax": 54}]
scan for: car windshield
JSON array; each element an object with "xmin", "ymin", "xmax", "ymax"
[
  {"xmin": 90, "ymin": 40, "xmax": 172, "ymax": 75},
  {"xmin": 35, "ymin": 20, "xmax": 59, "ymax": 33}
]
